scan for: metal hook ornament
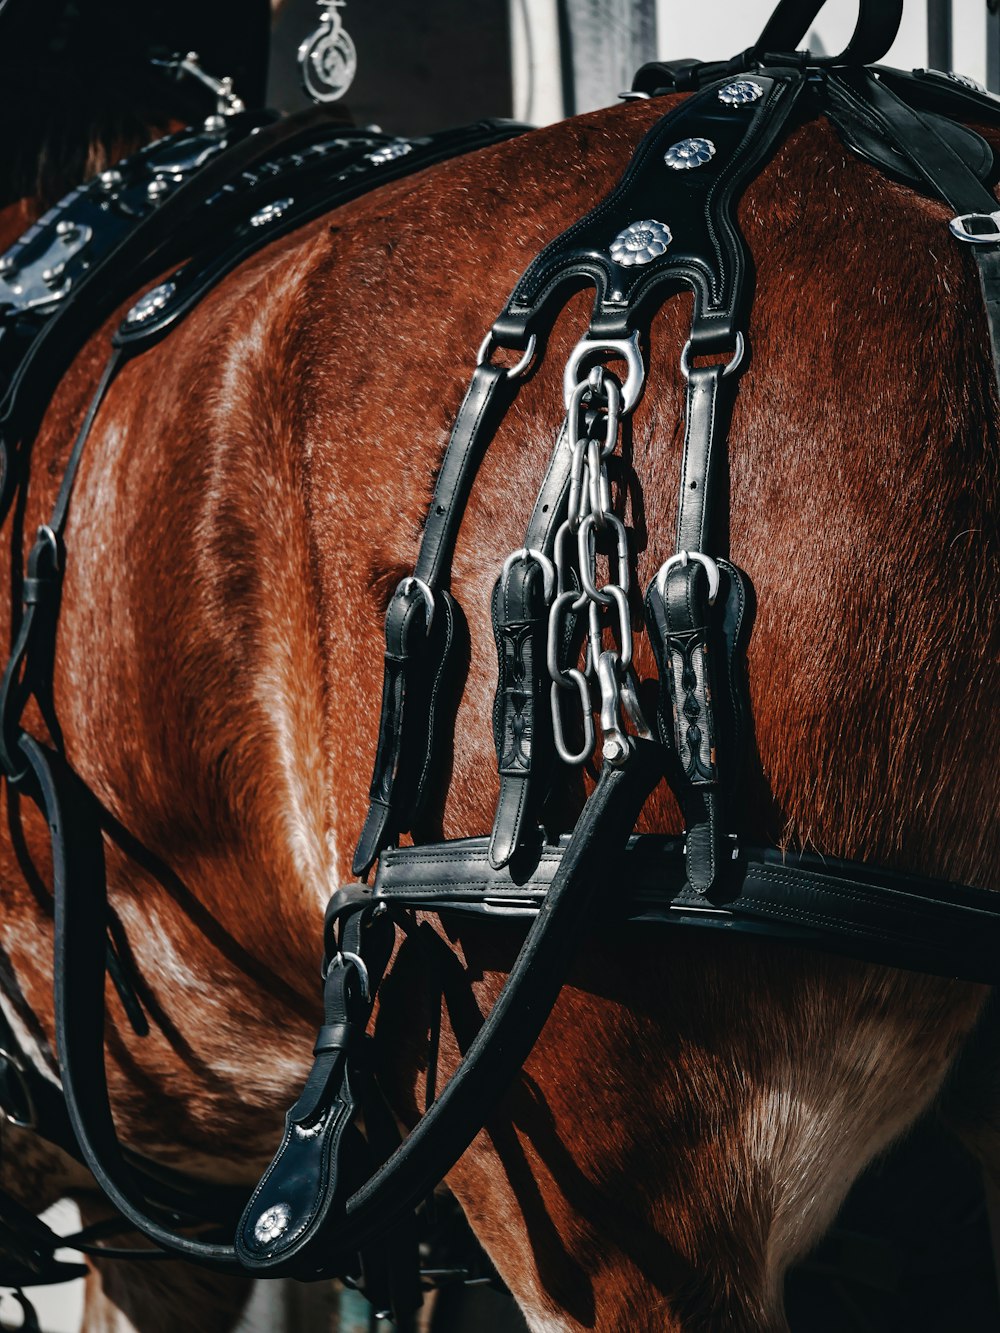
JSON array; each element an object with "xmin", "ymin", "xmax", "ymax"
[{"xmin": 298, "ymin": 0, "xmax": 358, "ymax": 104}]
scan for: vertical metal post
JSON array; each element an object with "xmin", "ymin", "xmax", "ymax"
[
  {"xmin": 989, "ymin": 0, "xmax": 1000, "ymax": 93},
  {"xmin": 927, "ymin": 0, "xmax": 953, "ymax": 72}
]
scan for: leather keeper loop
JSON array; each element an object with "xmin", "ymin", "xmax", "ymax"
[{"xmin": 313, "ymin": 1023, "xmax": 357, "ymax": 1057}]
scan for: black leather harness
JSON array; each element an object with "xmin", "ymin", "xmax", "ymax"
[{"xmin": 0, "ymin": 0, "xmax": 998, "ymax": 1322}]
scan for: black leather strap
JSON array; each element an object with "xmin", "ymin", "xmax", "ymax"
[
  {"xmin": 18, "ymin": 735, "xmax": 243, "ymax": 1266},
  {"xmin": 487, "ymin": 420, "xmax": 574, "ymax": 869},
  {"xmin": 488, "ymin": 556, "xmax": 554, "ymax": 869},
  {"xmin": 0, "ymin": 349, "xmax": 123, "ymax": 780},
  {"xmin": 241, "ymin": 743, "xmax": 661, "ymax": 1276},
  {"xmin": 0, "ymin": 106, "xmax": 358, "ymax": 520},
  {"xmin": 675, "ymin": 363, "xmax": 731, "ymax": 553},
  {"xmin": 828, "ymin": 69, "xmax": 1000, "ymax": 390},
  {"xmin": 373, "ymin": 831, "xmax": 1000, "ymax": 985},
  {"xmin": 113, "ymin": 120, "xmax": 530, "ymax": 354},
  {"xmin": 750, "ymin": 0, "xmax": 903, "ymax": 67},
  {"xmin": 353, "ymin": 585, "xmax": 456, "ymax": 877},
  {"xmin": 670, "ymin": 364, "xmax": 734, "ymax": 889},
  {"xmin": 354, "ymin": 364, "xmax": 518, "ymax": 874},
  {"xmin": 414, "ymin": 366, "xmax": 516, "ymax": 589},
  {"xmin": 493, "ymin": 73, "xmax": 805, "ymax": 348}
]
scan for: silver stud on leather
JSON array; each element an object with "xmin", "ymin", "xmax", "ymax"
[
  {"xmin": 717, "ymin": 79, "xmax": 763, "ymax": 106},
  {"xmin": 250, "ymin": 198, "xmax": 294, "ymax": 228},
  {"xmin": 609, "ymin": 219, "xmax": 672, "ymax": 267},
  {"xmin": 124, "ymin": 281, "xmax": 176, "ymax": 325},
  {"xmin": 366, "ymin": 140, "xmax": 413, "ymax": 166},
  {"xmin": 664, "ymin": 138, "xmax": 716, "ymax": 170},
  {"xmin": 253, "ymin": 1202, "xmax": 292, "ymax": 1245}
]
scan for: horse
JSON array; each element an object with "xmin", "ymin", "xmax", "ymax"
[{"xmin": 0, "ymin": 29, "xmax": 998, "ymax": 1333}]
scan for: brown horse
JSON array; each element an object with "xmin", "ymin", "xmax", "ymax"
[{"xmin": 0, "ymin": 75, "xmax": 998, "ymax": 1333}]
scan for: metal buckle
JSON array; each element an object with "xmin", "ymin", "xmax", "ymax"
[
  {"xmin": 477, "ymin": 331, "xmax": 537, "ymax": 379},
  {"xmin": 563, "ymin": 332, "xmax": 645, "ymax": 413},
  {"xmin": 501, "ymin": 548, "xmax": 556, "ymax": 603},
  {"xmin": 679, "ymin": 332, "xmax": 745, "ymax": 380},
  {"xmin": 397, "ymin": 576, "xmax": 435, "ymax": 635},
  {"xmin": 949, "ymin": 211, "xmax": 1000, "ymax": 244},
  {"xmin": 322, "ymin": 951, "xmax": 370, "ymax": 1002},
  {"xmin": 655, "ymin": 551, "xmax": 720, "ymax": 606}
]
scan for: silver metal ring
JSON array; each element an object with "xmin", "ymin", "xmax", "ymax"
[
  {"xmin": 547, "ymin": 590, "xmax": 582, "ymax": 683},
  {"xmin": 655, "ymin": 551, "xmax": 720, "ymax": 606},
  {"xmin": 679, "ymin": 332, "xmax": 745, "ymax": 381},
  {"xmin": 576, "ymin": 513, "xmax": 631, "ymax": 604},
  {"xmin": 477, "ymin": 331, "xmax": 538, "ymax": 378},
  {"xmin": 35, "ymin": 524, "xmax": 60, "ymax": 572},
  {"xmin": 563, "ymin": 331, "xmax": 645, "ymax": 413}
]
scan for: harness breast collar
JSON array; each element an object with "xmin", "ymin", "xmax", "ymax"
[{"xmin": 0, "ymin": 0, "xmax": 998, "ymax": 1320}]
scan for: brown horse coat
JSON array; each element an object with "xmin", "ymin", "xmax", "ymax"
[{"xmin": 0, "ymin": 98, "xmax": 997, "ymax": 1330}]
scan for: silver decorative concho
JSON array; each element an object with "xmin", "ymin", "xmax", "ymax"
[
  {"xmin": 299, "ymin": 0, "xmax": 358, "ymax": 104},
  {"xmin": 250, "ymin": 198, "xmax": 295, "ymax": 228},
  {"xmin": 718, "ymin": 79, "xmax": 764, "ymax": 106},
  {"xmin": 253, "ymin": 1202, "xmax": 292, "ymax": 1245},
  {"xmin": 610, "ymin": 220, "xmax": 672, "ymax": 267},
  {"xmin": 366, "ymin": 140, "xmax": 413, "ymax": 167},
  {"xmin": 124, "ymin": 281, "xmax": 176, "ymax": 326},
  {"xmin": 664, "ymin": 137, "xmax": 716, "ymax": 170}
]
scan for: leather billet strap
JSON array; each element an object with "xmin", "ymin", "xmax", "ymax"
[
  {"xmin": 373, "ymin": 832, "xmax": 1000, "ymax": 986},
  {"xmin": 352, "ymin": 364, "xmax": 514, "ymax": 875},
  {"xmin": 488, "ymin": 420, "xmax": 577, "ymax": 869},
  {"xmin": 488, "ymin": 555, "xmax": 555, "ymax": 869},
  {"xmin": 645, "ymin": 360, "xmax": 742, "ymax": 893}
]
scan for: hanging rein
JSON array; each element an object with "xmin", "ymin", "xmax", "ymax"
[{"xmin": 0, "ymin": 0, "xmax": 998, "ymax": 1320}]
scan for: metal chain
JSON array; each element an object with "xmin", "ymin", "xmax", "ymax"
[{"xmin": 545, "ymin": 364, "xmax": 649, "ymax": 768}]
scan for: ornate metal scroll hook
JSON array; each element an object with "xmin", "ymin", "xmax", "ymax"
[{"xmin": 299, "ymin": 0, "xmax": 358, "ymax": 104}]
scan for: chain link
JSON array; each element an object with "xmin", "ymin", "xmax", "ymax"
[{"xmin": 545, "ymin": 364, "xmax": 647, "ymax": 767}]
